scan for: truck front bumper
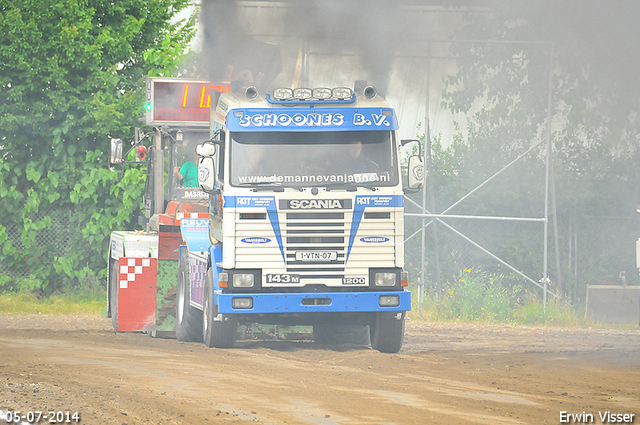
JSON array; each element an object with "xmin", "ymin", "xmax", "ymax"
[{"xmin": 217, "ymin": 290, "xmax": 411, "ymax": 314}]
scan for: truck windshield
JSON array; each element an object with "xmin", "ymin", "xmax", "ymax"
[{"xmin": 229, "ymin": 131, "xmax": 398, "ymax": 188}]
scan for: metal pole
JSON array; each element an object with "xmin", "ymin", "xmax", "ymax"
[
  {"xmin": 420, "ymin": 146, "xmax": 427, "ymax": 308},
  {"xmin": 545, "ymin": 43, "xmax": 562, "ymax": 296},
  {"xmin": 167, "ymin": 139, "xmax": 174, "ymax": 201},
  {"xmin": 417, "ymin": 276, "xmax": 424, "ymax": 316},
  {"xmin": 426, "ymin": 127, "xmax": 441, "ymax": 297},
  {"xmin": 543, "ymin": 44, "xmax": 554, "ymax": 312},
  {"xmin": 574, "ymin": 228, "xmax": 578, "ymax": 302},
  {"xmin": 551, "ymin": 153, "xmax": 562, "ymax": 293},
  {"xmin": 154, "ymin": 128, "xmax": 164, "ymax": 217},
  {"xmin": 419, "ymin": 41, "xmax": 431, "ymax": 310}
]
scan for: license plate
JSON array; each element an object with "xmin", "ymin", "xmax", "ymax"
[{"xmin": 295, "ymin": 251, "xmax": 337, "ymax": 262}]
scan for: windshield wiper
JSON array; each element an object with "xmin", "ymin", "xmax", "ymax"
[
  {"xmin": 238, "ymin": 181, "xmax": 282, "ymax": 186},
  {"xmin": 237, "ymin": 182, "xmax": 285, "ymax": 192},
  {"xmin": 324, "ymin": 183, "xmax": 377, "ymax": 192}
]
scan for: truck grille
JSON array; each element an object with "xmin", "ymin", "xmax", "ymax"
[
  {"xmin": 234, "ymin": 207, "xmax": 396, "ymax": 285},
  {"xmin": 284, "ymin": 211, "xmax": 346, "ymax": 278}
]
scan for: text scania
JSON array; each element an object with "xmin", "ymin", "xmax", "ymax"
[{"xmin": 290, "ymin": 200, "xmax": 344, "ymax": 209}]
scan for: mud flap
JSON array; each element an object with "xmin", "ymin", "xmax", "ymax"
[{"xmin": 116, "ymin": 257, "xmax": 157, "ymax": 332}]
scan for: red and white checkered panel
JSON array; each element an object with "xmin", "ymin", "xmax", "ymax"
[
  {"xmin": 119, "ymin": 258, "xmax": 152, "ymax": 289},
  {"xmin": 117, "ymin": 257, "xmax": 157, "ymax": 332}
]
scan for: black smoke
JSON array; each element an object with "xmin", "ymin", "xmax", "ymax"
[{"xmin": 196, "ymin": 0, "xmax": 404, "ymax": 94}]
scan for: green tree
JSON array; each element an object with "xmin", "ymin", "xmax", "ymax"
[
  {"xmin": 418, "ymin": 1, "xmax": 640, "ymax": 300},
  {"xmin": 0, "ymin": 0, "xmax": 194, "ymax": 294}
]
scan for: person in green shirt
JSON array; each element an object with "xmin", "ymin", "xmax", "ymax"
[{"xmin": 174, "ymin": 151, "xmax": 200, "ymax": 187}]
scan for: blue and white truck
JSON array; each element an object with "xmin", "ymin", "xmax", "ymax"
[{"xmin": 179, "ymin": 83, "xmax": 424, "ymax": 353}]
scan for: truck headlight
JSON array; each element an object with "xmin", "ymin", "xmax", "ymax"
[
  {"xmin": 232, "ymin": 297, "xmax": 253, "ymax": 309},
  {"xmin": 313, "ymin": 87, "xmax": 332, "ymax": 99},
  {"xmin": 374, "ymin": 272, "xmax": 397, "ymax": 287},
  {"xmin": 233, "ymin": 273, "xmax": 255, "ymax": 288},
  {"xmin": 379, "ymin": 295, "xmax": 399, "ymax": 307},
  {"xmin": 332, "ymin": 87, "xmax": 353, "ymax": 100},
  {"xmin": 273, "ymin": 87, "xmax": 293, "ymax": 100},
  {"xmin": 293, "ymin": 87, "xmax": 313, "ymax": 99}
]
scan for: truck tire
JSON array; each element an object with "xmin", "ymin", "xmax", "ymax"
[
  {"xmin": 370, "ymin": 311, "xmax": 405, "ymax": 353},
  {"xmin": 313, "ymin": 324, "xmax": 370, "ymax": 345},
  {"xmin": 176, "ymin": 250, "xmax": 203, "ymax": 342},
  {"xmin": 109, "ymin": 261, "xmax": 119, "ymax": 332},
  {"xmin": 203, "ymin": 268, "xmax": 237, "ymax": 348}
]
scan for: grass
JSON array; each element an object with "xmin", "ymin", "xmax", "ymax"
[
  {"xmin": 0, "ymin": 289, "xmax": 610, "ymax": 329},
  {"xmin": 407, "ymin": 268, "xmax": 589, "ymax": 327},
  {"xmin": 0, "ymin": 291, "xmax": 106, "ymax": 315},
  {"xmin": 0, "ymin": 267, "xmax": 591, "ymax": 328},
  {"xmin": 409, "ymin": 297, "xmax": 587, "ymax": 327}
]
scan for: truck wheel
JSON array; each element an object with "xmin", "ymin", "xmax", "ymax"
[
  {"xmin": 313, "ymin": 324, "xmax": 370, "ymax": 345},
  {"xmin": 203, "ymin": 268, "xmax": 237, "ymax": 348},
  {"xmin": 370, "ymin": 311, "xmax": 405, "ymax": 353},
  {"xmin": 176, "ymin": 250, "xmax": 203, "ymax": 342},
  {"xmin": 109, "ymin": 261, "xmax": 119, "ymax": 332}
]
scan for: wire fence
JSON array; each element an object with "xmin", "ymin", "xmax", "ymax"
[
  {"xmin": 403, "ymin": 210, "xmax": 640, "ymax": 305},
  {"xmin": 0, "ymin": 207, "xmax": 77, "ymax": 279},
  {"xmin": 1, "ymin": 202, "xmax": 638, "ymax": 304}
]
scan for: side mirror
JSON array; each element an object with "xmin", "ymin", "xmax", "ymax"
[
  {"xmin": 401, "ymin": 138, "xmax": 422, "ymax": 156},
  {"xmin": 196, "ymin": 141, "xmax": 216, "ymax": 157},
  {"xmin": 198, "ymin": 157, "xmax": 216, "ymax": 192},
  {"xmin": 407, "ymin": 155, "xmax": 424, "ymax": 190},
  {"xmin": 110, "ymin": 138, "xmax": 123, "ymax": 164}
]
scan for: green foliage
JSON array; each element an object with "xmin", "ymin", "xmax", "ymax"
[
  {"xmin": 0, "ymin": 0, "xmax": 194, "ymax": 294},
  {"xmin": 510, "ymin": 298, "xmax": 583, "ymax": 327},
  {"xmin": 403, "ymin": 128, "xmax": 545, "ymax": 293},
  {"xmin": 410, "ymin": 269, "xmax": 584, "ymax": 326},
  {"xmin": 408, "ymin": 3, "xmax": 640, "ymax": 303},
  {"xmin": 422, "ymin": 269, "xmax": 522, "ymax": 322}
]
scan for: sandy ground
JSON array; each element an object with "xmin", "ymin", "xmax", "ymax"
[{"xmin": 1, "ymin": 315, "xmax": 639, "ymax": 424}]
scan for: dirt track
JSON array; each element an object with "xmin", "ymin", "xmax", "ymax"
[{"xmin": 1, "ymin": 315, "xmax": 640, "ymax": 424}]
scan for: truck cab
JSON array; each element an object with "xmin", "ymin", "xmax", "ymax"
[{"xmin": 180, "ymin": 83, "xmax": 423, "ymax": 352}]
